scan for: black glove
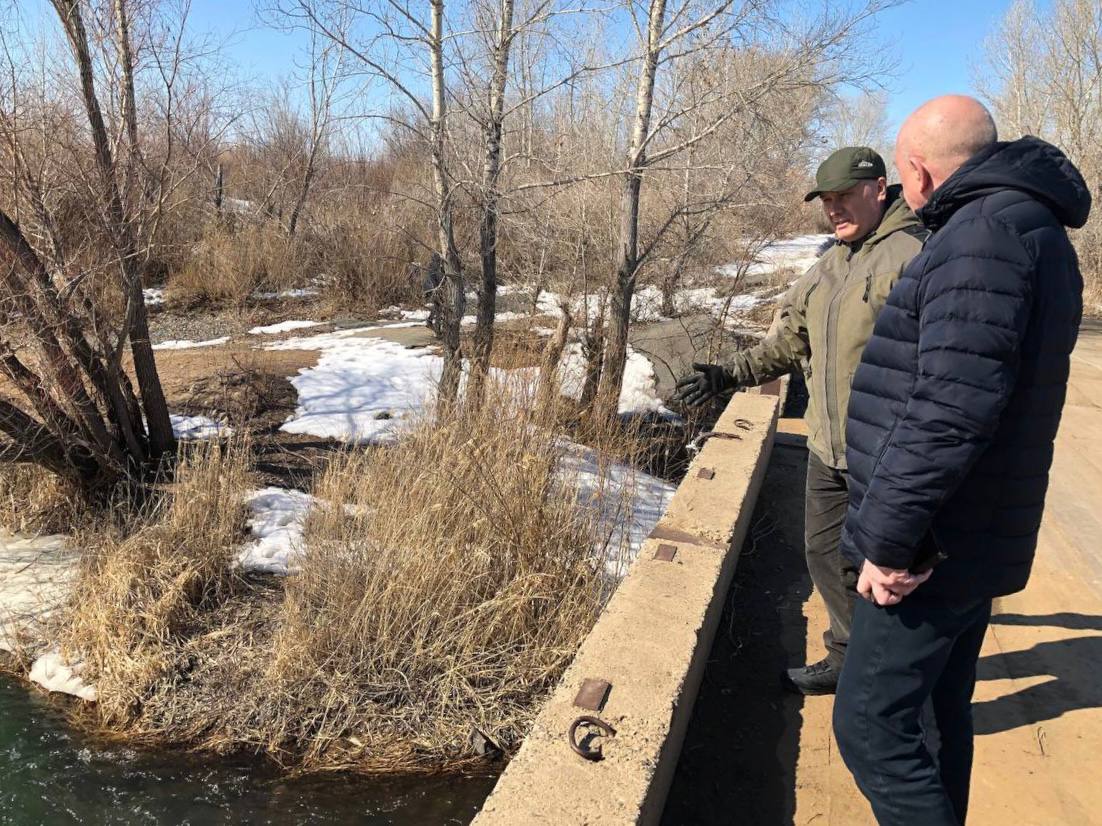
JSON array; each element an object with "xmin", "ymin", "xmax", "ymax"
[{"xmin": 675, "ymin": 362, "xmax": 737, "ymax": 407}]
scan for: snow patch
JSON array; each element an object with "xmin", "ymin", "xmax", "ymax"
[
  {"xmin": 171, "ymin": 414, "xmax": 232, "ymax": 440},
  {"xmin": 559, "ymin": 443, "xmax": 675, "ymax": 576},
  {"xmin": 29, "ymin": 648, "xmax": 97, "ymax": 701},
  {"xmin": 249, "ymin": 319, "xmax": 322, "ymax": 335},
  {"xmin": 272, "ymin": 330, "xmax": 441, "ymax": 443},
  {"xmin": 153, "ymin": 337, "xmax": 229, "ymax": 350},
  {"xmin": 143, "ymin": 288, "xmax": 165, "ymax": 306},
  {"xmin": 223, "ymin": 197, "xmax": 254, "ymax": 214},
  {"xmin": 724, "ymin": 234, "xmax": 830, "ymax": 280},
  {"xmin": 631, "ymin": 285, "xmax": 764, "ymax": 323},
  {"xmin": 239, "ymin": 487, "xmax": 315, "ymax": 575},
  {"xmin": 559, "ymin": 344, "xmax": 672, "ymax": 417},
  {"xmin": 254, "ymin": 287, "xmax": 320, "ymax": 301}
]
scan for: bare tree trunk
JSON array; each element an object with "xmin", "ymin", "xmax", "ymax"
[
  {"xmin": 286, "ymin": 154, "xmax": 318, "ymax": 237},
  {"xmin": 536, "ymin": 301, "xmax": 572, "ymax": 414},
  {"xmin": 579, "ymin": 310, "xmax": 605, "ymax": 411},
  {"xmin": 468, "ymin": 0, "xmax": 516, "ymax": 408},
  {"xmin": 214, "ymin": 163, "xmax": 225, "ymax": 214},
  {"xmin": 594, "ymin": 0, "xmax": 666, "ymax": 422},
  {"xmin": 54, "ymin": 0, "xmax": 176, "ymax": 459},
  {"xmin": 430, "ymin": 0, "xmax": 466, "ymax": 407}
]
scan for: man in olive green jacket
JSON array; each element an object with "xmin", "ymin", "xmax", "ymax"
[{"xmin": 676, "ymin": 147, "xmax": 926, "ymax": 694}]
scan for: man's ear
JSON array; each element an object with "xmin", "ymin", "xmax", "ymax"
[
  {"xmin": 913, "ymin": 158, "xmax": 935, "ymax": 200},
  {"xmin": 876, "ymin": 177, "xmax": 888, "ymax": 202}
]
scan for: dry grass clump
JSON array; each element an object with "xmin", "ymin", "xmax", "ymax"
[
  {"xmin": 0, "ymin": 463, "xmax": 87, "ymax": 535},
  {"xmin": 314, "ymin": 216, "xmax": 422, "ymax": 313},
  {"xmin": 164, "ymin": 214, "xmax": 422, "ymax": 314},
  {"xmin": 169, "ymin": 223, "xmax": 310, "ymax": 308},
  {"xmin": 45, "ymin": 381, "xmax": 642, "ymax": 773},
  {"xmin": 261, "ymin": 387, "xmax": 612, "ymax": 771},
  {"xmin": 56, "ymin": 439, "xmax": 251, "ymax": 731}
]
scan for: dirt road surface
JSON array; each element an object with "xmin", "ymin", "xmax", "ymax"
[{"xmin": 664, "ymin": 321, "xmax": 1102, "ymax": 826}]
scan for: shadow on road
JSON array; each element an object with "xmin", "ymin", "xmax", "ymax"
[
  {"xmin": 662, "ymin": 445, "xmax": 813, "ymax": 826},
  {"xmin": 975, "ymin": 627, "xmax": 1102, "ymax": 735},
  {"xmin": 990, "ymin": 612, "xmax": 1102, "ymax": 631}
]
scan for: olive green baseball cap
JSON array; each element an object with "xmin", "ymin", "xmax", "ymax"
[{"xmin": 804, "ymin": 146, "xmax": 887, "ymax": 202}]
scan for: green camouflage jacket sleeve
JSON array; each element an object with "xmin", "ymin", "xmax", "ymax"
[{"xmin": 725, "ymin": 271, "xmax": 815, "ymax": 386}]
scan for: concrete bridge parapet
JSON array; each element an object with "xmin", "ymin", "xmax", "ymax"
[{"xmin": 474, "ymin": 386, "xmax": 782, "ymax": 825}]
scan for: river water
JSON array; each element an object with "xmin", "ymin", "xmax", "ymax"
[{"xmin": 0, "ymin": 675, "xmax": 497, "ymax": 825}]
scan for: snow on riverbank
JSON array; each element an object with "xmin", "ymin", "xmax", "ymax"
[
  {"xmin": 559, "ymin": 343, "xmax": 675, "ymax": 417},
  {"xmin": 249, "ymin": 319, "xmax": 322, "ymax": 335},
  {"xmin": 29, "ymin": 648, "xmax": 96, "ymax": 701},
  {"xmin": 559, "ymin": 443, "xmax": 675, "ymax": 576},
  {"xmin": 631, "ymin": 285, "xmax": 764, "ymax": 323},
  {"xmin": 239, "ymin": 487, "xmax": 314, "ymax": 575},
  {"xmin": 271, "ymin": 324, "xmax": 672, "ymax": 442},
  {"xmin": 724, "ymin": 233, "xmax": 829, "ymax": 280},
  {"xmin": 236, "ymin": 457, "xmax": 672, "ymax": 579},
  {"xmin": 153, "ymin": 336, "xmax": 229, "ymax": 350}
]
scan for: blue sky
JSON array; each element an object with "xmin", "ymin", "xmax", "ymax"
[
  {"xmin": 21, "ymin": 0, "xmax": 1025, "ymax": 130},
  {"xmin": 871, "ymin": 0, "xmax": 1022, "ymax": 128},
  {"xmin": 185, "ymin": 0, "xmax": 1024, "ymax": 126}
]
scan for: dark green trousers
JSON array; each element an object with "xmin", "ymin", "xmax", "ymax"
[{"xmin": 804, "ymin": 451, "xmax": 860, "ymax": 668}]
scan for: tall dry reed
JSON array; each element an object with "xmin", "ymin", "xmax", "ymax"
[
  {"xmin": 57, "ymin": 439, "xmax": 251, "ymax": 731},
  {"xmin": 260, "ymin": 384, "xmax": 614, "ymax": 770},
  {"xmin": 49, "ymin": 382, "xmax": 641, "ymax": 773}
]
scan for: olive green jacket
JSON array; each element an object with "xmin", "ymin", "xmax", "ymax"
[{"xmin": 727, "ymin": 188, "xmax": 926, "ymax": 470}]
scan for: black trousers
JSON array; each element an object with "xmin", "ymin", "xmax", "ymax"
[
  {"xmin": 804, "ymin": 452, "xmax": 860, "ymax": 667},
  {"xmin": 833, "ymin": 593, "xmax": 993, "ymax": 826}
]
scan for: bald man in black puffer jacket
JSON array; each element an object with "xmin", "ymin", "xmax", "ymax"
[{"xmin": 831, "ymin": 95, "xmax": 1091, "ymax": 826}]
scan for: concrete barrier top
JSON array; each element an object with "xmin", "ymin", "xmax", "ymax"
[{"xmin": 474, "ymin": 389, "xmax": 781, "ymax": 825}]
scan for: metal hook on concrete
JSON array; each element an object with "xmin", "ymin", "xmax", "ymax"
[
  {"xmin": 568, "ymin": 715, "xmax": 616, "ymax": 762},
  {"xmin": 686, "ymin": 418, "xmax": 754, "ymax": 454}
]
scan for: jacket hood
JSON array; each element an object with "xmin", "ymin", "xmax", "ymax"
[
  {"xmin": 867, "ymin": 184, "xmax": 921, "ymax": 245},
  {"xmin": 919, "ymin": 136, "xmax": 1092, "ymax": 231}
]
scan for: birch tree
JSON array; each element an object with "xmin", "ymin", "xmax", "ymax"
[
  {"xmin": 278, "ymin": 0, "xmax": 468, "ymax": 404},
  {"xmin": 458, "ymin": 0, "xmax": 597, "ymax": 405},
  {"xmin": 464, "ymin": 0, "xmax": 519, "ymax": 405}
]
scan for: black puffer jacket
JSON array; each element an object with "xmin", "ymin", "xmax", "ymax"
[{"xmin": 840, "ymin": 137, "xmax": 1091, "ymax": 599}]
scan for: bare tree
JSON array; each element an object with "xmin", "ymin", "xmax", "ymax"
[
  {"xmin": 976, "ymin": 0, "xmax": 1102, "ymax": 293},
  {"xmin": 0, "ymin": 0, "xmax": 203, "ymax": 488},
  {"xmin": 974, "ymin": 0, "xmax": 1047, "ymax": 137},
  {"xmin": 457, "ymin": 0, "xmax": 599, "ymax": 405},
  {"xmin": 818, "ymin": 90, "xmax": 892, "ymax": 159},
  {"xmin": 287, "ymin": 30, "xmax": 347, "ymax": 236},
  {"xmin": 276, "ymin": 0, "xmax": 468, "ymax": 404}
]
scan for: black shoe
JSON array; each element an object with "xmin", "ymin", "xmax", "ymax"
[{"xmin": 781, "ymin": 658, "xmax": 840, "ymax": 696}]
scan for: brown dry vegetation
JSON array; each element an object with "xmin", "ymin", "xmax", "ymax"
[
  {"xmin": 56, "ymin": 439, "xmax": 252, "ymax": 730},
  {"xmin": 0, "ymin": 464, "xmax": 86, "ymax": 536},
  {"xmin": 37, "ymin": 381, "xmax": 639, "ymax": 773},
  {"xmin": 264, "ymin": 386, "xmax": 615, "ymax": 770}
]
